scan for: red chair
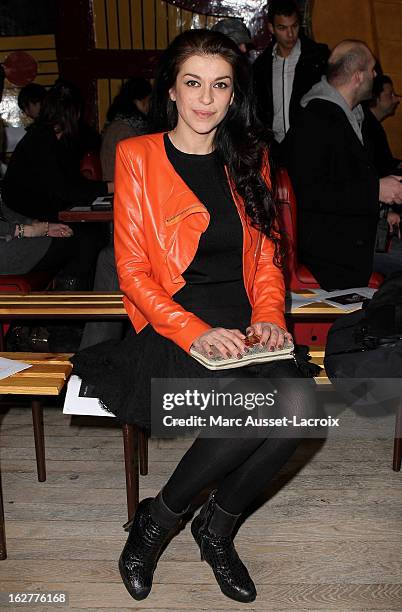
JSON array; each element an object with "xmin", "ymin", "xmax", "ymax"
[
  {"xmin": 275, "ymin": 167, "xmax": 383, "ymax": 344},
  {"xmin": 276, "ymin": 167, "xmax": 383, "ymax": 291},
  {"xmin": 0, "ymin": 271, "xmax": 54, "ymax": 349},
  {"xmin": 80, "ymin": 151, "xmax": 103, "ymax": 181}
]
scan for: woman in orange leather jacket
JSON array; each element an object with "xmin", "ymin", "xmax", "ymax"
[{"xmin": 73, "ymin": 29, "xmax": 316, "ymax": 605}]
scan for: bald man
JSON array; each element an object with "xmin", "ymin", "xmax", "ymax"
[{"xmin": 283, "ymin": 40, "xmax": 402, "ymax": 290}]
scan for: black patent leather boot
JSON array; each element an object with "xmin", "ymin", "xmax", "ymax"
[
  {"xmin": 119, "ymin": 495, "xmax": 183, "ymax": 601},
  {"xmin": 191, "ymin": 491, "xmax": 257, "ymax": 603}
]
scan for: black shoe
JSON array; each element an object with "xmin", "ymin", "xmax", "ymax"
[
  {"xmin": 118, "ymin": 497, "xmax": 176, "ymax": 601},
  {"xmin": 191, "ymin": 491, "xmax": 257, "ymax": 603}
]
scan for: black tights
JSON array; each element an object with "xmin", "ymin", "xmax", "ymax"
[{"xmin": 162, "ymin": 374, "xmax": 317, "ymax": 515}]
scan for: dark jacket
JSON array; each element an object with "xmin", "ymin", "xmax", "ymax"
[
  {"xmin": 283, "ymin": 99, "xmax": 379, "ymax": 290},
  {"xmin": 253, "ymin": 36, "xmax": 329, "ymax": 129},
  {"xmin": 3, "ymin": 124, "xmax": 108, "ymax": 221},
  {"xmin": 363, "ymin": 107, "xmax": 402, "ymax": 178}
]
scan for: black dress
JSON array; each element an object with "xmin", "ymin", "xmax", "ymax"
[{"xmin": 72, "ymin": 135, "xmax": 301, "ymax": 428}]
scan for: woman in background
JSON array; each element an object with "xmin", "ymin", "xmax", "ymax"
[
  {"xmin": 3, "ymin": 82, "xmax": 113, "ymax": 221},
  {"xmin": 0, "ymin": 201, "xmax": 74, "ymax": 275},
  {"xmin": 17, "ymin": 83, "xmax": 47, "ymax": 122},
  {"xmin": 3, "ymin": 82, "xmax": 113, "ymax": 287},
  {"xmin": 79, "ymin": 78, "xmax": 152, "ymax": 346},
  {"xmin": 100, "ymin": 77, "xmax": 151, "ymax": 181}
]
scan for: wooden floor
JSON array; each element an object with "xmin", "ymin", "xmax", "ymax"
[{"xmin": 0, "ymin": 400, "xmax": 401, "ymax": 611}]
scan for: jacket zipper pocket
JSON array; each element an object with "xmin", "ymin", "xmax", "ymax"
[{"xmin": 165, "ymin": 204, "xmax": 207, "ymax": 226}]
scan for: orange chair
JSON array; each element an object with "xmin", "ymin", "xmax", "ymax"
[{"xmin": 275, "ymin": 167, "xmax": 383, "ymax": 344}]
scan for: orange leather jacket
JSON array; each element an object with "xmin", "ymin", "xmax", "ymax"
[{"xmin": 114, "ymin": 132, "xmax": 286, "ymax": 353}]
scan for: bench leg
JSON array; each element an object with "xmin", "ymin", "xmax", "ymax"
[
  {"xmin": 122, "ymin": 424, "xmax": 139, "ymax": 523},
  {"xmin": 393, "ymin": 399, "xmax": 402, "ymax": 472},
  {"xmin": 139, "ymin": 429, "xmax": 148, "ymax": 476},
  {"xmin": 0, "ymin": 468, "xmax": 6, "ymax": 560},
  {"xmin": 31, "ymin": 400, "xmax": 46, "ymax": 482}
]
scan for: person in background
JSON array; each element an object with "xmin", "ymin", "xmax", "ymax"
[
  {"xmin": 100, "ymin": 77, "xmax": 151, "ymax": 181},
  {"xmin": 0, "ymin": 200, "xmax": 76, "ymax": 275},
  {"xmin": 0, "ymin": 66, "xmax": 6, "ymax": 177},
  {"xmin": 364, "ymin": 74, "xmax": 401, "ymax": 177},
  {"xmin": 79, "ymin": 244, "xmax": 125, "ymax": 348},
  {"xmin": 0, "ymin": 71, "xmax": 77, "ymax": 279},
  {"xmin": 211, "ymin": 17, "xmax": 253, "ymax": 54},
  {"xmin": 79, "ymin": 78, "xmax": 152, "ymax": 347},
  {"xmin": 3, "ymin": 81, "xmax": 113, "ymax": 221},
  {"xmin": 0, "ymin": 199, "xmax": 110, "ymax": 296},
  {"xmin": 253, "ymin": 0, "xmax": 329, "ymax": 144},
  {"xmin": 53, "ymin": 77, "xmax": 102, "ymax": 161},
  {"xmin": 364, "ymin": 74, "xmax": 402, "ymax": 274},
  {"xmin": 284, "ymin": 40, "xmax": 402, "ymax": 290},
  {"xmin": 3, "ymin": 82, "xmax": 113, "ymax": 288},
  {"xmin": 17, "ymin": 83, "xmax": 47, "ymax": 121}
]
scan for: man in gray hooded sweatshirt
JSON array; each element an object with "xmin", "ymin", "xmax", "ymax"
[{"xmin": 283, "ymin": 40, "xmax": 402, "ymax": 290}]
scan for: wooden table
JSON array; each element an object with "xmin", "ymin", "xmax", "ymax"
[{"xmin": 58, "ymin": 209, "xmax": 113, "ymax": 222}]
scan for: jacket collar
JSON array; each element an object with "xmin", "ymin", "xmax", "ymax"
[
  {"xmin": 146, "ymin": 132, "xmax": 250, "ymax": 229},
  {"xmin": 147, "ymin": 133, "xmax": 210, "ymax": 223}
]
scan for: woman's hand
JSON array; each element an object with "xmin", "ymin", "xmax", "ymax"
[
  {"xmin": 191, "ymin": 328, "xmax": 246, "ymax": 359},
  {"xmin": 246, "ymin": 322, "xmax": 293, "ymax": 351},
  {"xmin": 23, "ymin": 222, "xmax": 73, "ymax": 238},
  {"xmin": 46, "ymin": 223, "xmax": 73, "ymax": 238},
  {"xmin": 387, "ymin": 211, "xmax": 401, "ymax": 238}
]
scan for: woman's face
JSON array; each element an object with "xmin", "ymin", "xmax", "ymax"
[
  {"xmin": 135, "ymin": 94, "xmax": 151, "ymax": 116},
  {"xmin": 169, "ymin": 53, "xmax": 234, "ymax": 138}
]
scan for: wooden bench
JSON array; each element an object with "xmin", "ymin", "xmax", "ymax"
[
  {"xmin": 0, "ymin": 290, "xmax": 349, "ymax": 350},
  {"xmin": 0, "ymin": 291, "xmax": 127, "ymax": 350},
  {"xmin": 0, "ymin": 290, "xmax": 352, "ymax": 321},
  {"xmin": 0, "ymin": 352, "xmax": 73, "ymax": 560},
  {"xmin": 0, "ymin": 291, "xmax": 126, "ymax": 320},
  {"xmin": 0, "ymin": 351, "xmax": 148, "ymax": 559}
]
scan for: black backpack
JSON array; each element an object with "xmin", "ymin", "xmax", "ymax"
[{"xmin": 324, "ymin": 272, "xmax": 402, "ymax": 405}]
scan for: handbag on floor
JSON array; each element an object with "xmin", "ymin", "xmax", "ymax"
[{"xmin": 324, "ymin": 271, "xmax": 402, "ymax": 404}]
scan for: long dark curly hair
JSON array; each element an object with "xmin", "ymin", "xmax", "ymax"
[{"xmin": 150, "ymin": 29, "xmax": 282, "ymax": 266}]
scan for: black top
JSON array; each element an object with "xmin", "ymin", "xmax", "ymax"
[
  {"xmin": 3, "ymin": 124, "xmax": 108, "ymax": 221},
  {"xmin": 164, "ymin": 133, "xmax": 250, "ymax": 313},
  {"xmin": 164, "ymin": 133, "xmax": 244, "ymax": 286},
  {"xmin": 363, "ymin": 107, "xmax": 402, "ymax": 178}
]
